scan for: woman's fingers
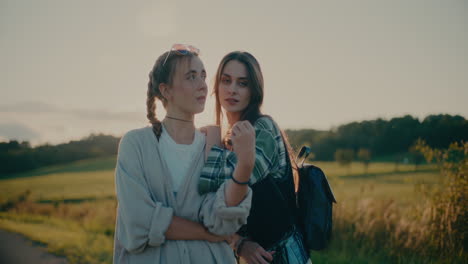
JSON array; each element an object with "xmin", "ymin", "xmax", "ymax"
[
  {"xmin": 254, "ymin": 252, "xmax": 270, "ymax": 264},
  {"xmin": 239, "ymin": 241, "xmax": 275, "ymax": 264},
  {"xmin": 200, "ymin": 127, "xmax": 208, "ymax": 135},
  {"xmin": 241, "ymin": 120, "xmax": 254, "ymax": 132},
  {"xmin": 248, "ymin": 254, "xmax": 261, "ymax": 264},
  {"xmin": 231, "ymin": 122, "xmax": 242, "ymax": 136},
  {"xmin": 232, "ymin": 121, "xmax": 254, "ymax": 137},
  {"xmin": 258, "ymin": 247, "xmax": 273, "ymax": 262},
  {"xmin": 249, "ymin": 246, "xmax": 272, "ymax": 264}
]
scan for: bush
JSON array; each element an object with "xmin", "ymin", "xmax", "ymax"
[{"xmin": 414, "ymin": 139, "xmax": 467, "ymax": 258}]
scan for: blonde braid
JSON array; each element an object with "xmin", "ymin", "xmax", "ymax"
[{"xmin": 147, "ymin": 71, "xmax": 162, "ymax": 140}]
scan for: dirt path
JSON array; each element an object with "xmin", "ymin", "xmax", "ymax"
[{"xmin": 0, "ymin": 229, "xmax": 68, "ymax": 264}]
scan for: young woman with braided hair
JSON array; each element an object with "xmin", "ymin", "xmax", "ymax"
[{"xmin": 113, "ymin": 44, "xmax": 256, "ymax": 263}]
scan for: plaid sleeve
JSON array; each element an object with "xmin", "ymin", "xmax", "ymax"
[
  {"xmin": 198, "ymin": 117, "xmax": 281, "ymax": 194},
  {"xmin": 198, "ymin": 145, "xmax": 236, "ymax": 194},
  {"xmin": 249, "ymin": 128, "xmax": 279, "ymax": 185}
]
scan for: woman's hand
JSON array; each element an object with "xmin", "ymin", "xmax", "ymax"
[
  {"xmin": 201, "ymin": 125, "xmax": 221, "ymax": 161},
  {"xmin": 224, "ymin": 121, "xmax": 255, "ymax": 206},
  {"xmin": 239, "ymin": 240, "xmax": 275, "ymax": 264},
  {"xmin": 230, "ymin": 121, "xmax": 256, "ymax": 173}
]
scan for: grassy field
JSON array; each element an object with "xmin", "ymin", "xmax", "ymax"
[{"xmin": 0, "ymin": 157, "xmax": 457, "ymax": 264}]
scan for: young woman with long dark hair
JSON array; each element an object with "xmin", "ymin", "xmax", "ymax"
[{"xmin": 199, "ymin": 51, "xmax": 311, "ymax": 264}]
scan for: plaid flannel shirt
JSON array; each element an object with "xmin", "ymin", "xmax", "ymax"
[{"xmin": 198, "ymin": 117, "xmax": 288, "ymax": 195}]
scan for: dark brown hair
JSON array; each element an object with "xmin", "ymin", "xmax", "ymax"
[
  {"xmin": 146, "ymin": 51, "xmax": 197, "ymax": 139},
  {"xmin": 213, "ymin": 51, "xmax": 299, "ymax": 189}
]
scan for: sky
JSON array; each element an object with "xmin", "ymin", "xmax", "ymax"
[{"xmin": 1, "ymin": 0, "xmax": 467, "ymax": 145}]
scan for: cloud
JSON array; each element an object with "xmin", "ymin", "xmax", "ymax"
[
  {"xmin": 0, "ymin": 101, "xmax": 58, "ymax": 113},
  {"xmin": 0, "ymin": 101, "xmax": 148, "ymax": 145},
  {"xmin": 0, "ymin": 122, "xmax": 41, "ymax": 142},
  {"xmin": 0, "ymin": 100, "xmax": 215, "ymax": 145},
  {"xmin": 0, "ymin": 101, "xmax": 143, "ymax": 122}
]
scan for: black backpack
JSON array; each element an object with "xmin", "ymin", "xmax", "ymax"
[
  {"xmin": 245, "ymin": 116, "xmax": 337, "ymax": 251},
  {"xmin": 294, "ymin": 146, "xmax": 337, "ymax": 251}
]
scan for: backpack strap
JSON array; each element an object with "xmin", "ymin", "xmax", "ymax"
[{"xmin": 297, "ymin": 146, "xmax": 312, "ymax": 167}]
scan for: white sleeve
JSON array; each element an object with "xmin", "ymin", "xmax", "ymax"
[{"xmin": 198, "ymin": 181, "xmax": 252, "ymax": 236}]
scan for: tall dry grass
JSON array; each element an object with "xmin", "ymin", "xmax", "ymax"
[
  {"xmin": 327, "ymin": 141, "xmax": 467, "ymax": 263},
  {"xmin": 3, "ymin": 192, "xmax": 117, "ymax": 236}
]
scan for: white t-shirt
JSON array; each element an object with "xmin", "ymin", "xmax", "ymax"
[{"xmin": 159, "ymin": 125, "xmax": 206, "ymax": 194}]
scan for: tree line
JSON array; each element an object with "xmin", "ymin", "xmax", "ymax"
[
  {"xmin": 286, "ymin": 114, "xmax": 467, "ymax": 161},
  {"xmin": 0, "ymin": 134, "xmax": 119, "ymax": 176},
  {"xmin": 1, "ymin": 114, "xmax": 466, "ymax": 176}
]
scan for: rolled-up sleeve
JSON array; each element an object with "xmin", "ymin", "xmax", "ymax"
[
  {"xmin": 198, "ymin": 182, "xmax": 252, "ymax": 236},
  {"xmin": 115, "ymin": 131, "xmax": 174, "ymax": 253}
]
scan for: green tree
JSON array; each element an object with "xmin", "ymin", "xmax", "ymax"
[
  {"xmin": 357, "ymin": 148, "xmax": 371, "ymax": 174},
  {"xmin": 409, "ymin": 140, "xmax": 425, "ymax": 171},
  {"xmin": 334, "ymin": 149, "xmax": 355, "ymax": 175}
]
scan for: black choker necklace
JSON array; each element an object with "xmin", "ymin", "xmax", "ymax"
[{"xmin": 165, "ymin": 116, "xmax": 193, "ymax": 123}]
